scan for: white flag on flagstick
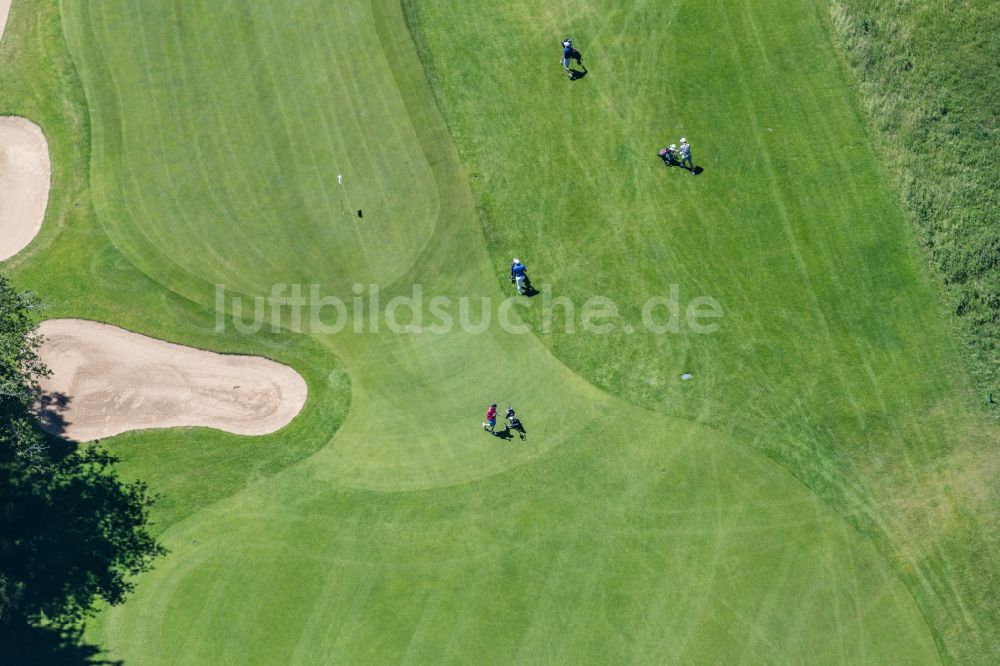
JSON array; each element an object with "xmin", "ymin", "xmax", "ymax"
[{"xmin": 337, "ymin": 174, "xmax": 343, "ymax": 184}]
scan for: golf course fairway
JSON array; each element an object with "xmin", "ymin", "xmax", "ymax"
[{"xmin": 0, "ymin": 0, "xmax": 996, "ymax": 661}]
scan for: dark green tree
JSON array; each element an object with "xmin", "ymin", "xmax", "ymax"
[
  {"xmin": 0, "ymin": 275, "xmax": 49, "ymax": 465},
  {"xmin": 0, "ymin": 274, "xmax": 164, "ymax": 647}
]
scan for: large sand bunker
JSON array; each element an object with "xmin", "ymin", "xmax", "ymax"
[
  {"xmin": 0, "ymin": 116, "xmax": 51, "ymax": 261},
  {"xmin": 36, "ymin": 319, "xmax": 307, "ymax": 441}
]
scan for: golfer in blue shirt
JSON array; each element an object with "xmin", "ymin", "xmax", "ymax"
[
  {"xmin": 561, "ymin": 38, "xmax": 584, "ymax": 79},
  {"xmin": 511, "ymin": 259, "xmax": 528, "ymax": 295}
]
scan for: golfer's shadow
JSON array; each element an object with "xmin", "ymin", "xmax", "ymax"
[
  {"xmin": 568, "ymin": 67, "xmax": 588, "ymax": 81},
  {"xmin": 659, "ymin": 160, "xmax": 705, "ymax": 176},
  {"xmin": 514, "ymin": 277, "xmax": 540, "ymax": 297}
]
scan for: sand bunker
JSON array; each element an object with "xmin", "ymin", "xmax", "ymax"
[
  {"xmin": 0, "ymin": 1, "xmax": 11, "ymax": 45},
  {"xmin": 35, "ymin": 319, "xmax": 307, "ymax": 441},
  {"xmin": 0, "ymin": 116, "xmax": 51, "ymax": 261}
]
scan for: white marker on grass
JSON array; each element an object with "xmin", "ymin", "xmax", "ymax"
[{"xmin": 680, "ymin": 373, "xmax": 693, "ymax": 380}]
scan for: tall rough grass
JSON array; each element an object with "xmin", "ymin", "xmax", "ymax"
[
  {"xmin": 831, "ymin": 4, "xmax": 1000, "ymax": 661},
  {"xmin": 830, "ymin": 0, "xmax": 1000, "ymax": 409}
]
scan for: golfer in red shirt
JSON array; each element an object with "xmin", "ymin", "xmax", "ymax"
[{"xmin": 483, "ymin": 403, "xmax": 498, "ymax": 434}]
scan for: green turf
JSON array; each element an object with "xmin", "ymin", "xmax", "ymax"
[
  {"xmin": 406, "ymin": 0, "xmax": 1000, "ymax": 660},
  {"xmin": 1, "ymin": 0, "xmax": 996, "ymax": 661}
]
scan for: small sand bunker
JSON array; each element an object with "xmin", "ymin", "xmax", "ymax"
[
  {"xmin": 0, "ymin": 116, "xmax": 51, "ymax": 261},
  {"xmin": 0, "ymin": 1, "xmax": 11, "ymax": 45},
  {"xmin": 35, "ymin": 319, "xmax": 307, "ymax": 441}
]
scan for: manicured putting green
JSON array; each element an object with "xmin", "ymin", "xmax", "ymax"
[{"xmin": 8, "ymin": 0, "xmax": 962, "ymax": 660}]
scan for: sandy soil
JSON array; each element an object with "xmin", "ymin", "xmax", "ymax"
[
  {"xmin": 0, "ymin": 1, "xmax": 10, "ymax": 46},
  {"xmin": 0, "ymin": 116, "xmax": 51, "ymax": 261},
  {"xmin": 36, "ymin": 319, "xmax": 308, "ymax": 441}
]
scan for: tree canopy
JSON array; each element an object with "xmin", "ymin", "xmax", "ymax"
[{"xmin": 0, "ymin": 274, "xmax": 163, "ymax": 637}]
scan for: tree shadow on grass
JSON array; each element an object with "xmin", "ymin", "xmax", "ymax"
[{"xmin": 0, "ymin": 623, "xmax": 120, "ymax": 665}]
